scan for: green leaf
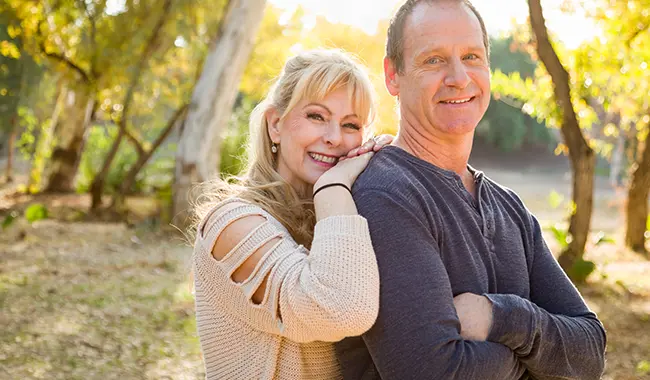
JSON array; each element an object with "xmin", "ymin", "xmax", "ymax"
[
  {"xmin": 593, "ymin": 231, "xmax": 616, "ymax": 246},
  {"xmin": 570, "ymin": 259, "xmax": 597, "ymax": 283},
  {"xmin": 550, "ymin": 224, "xmax": 570, "ymax": 249},
  {"xmin": 636, "ymin": 360, "xmax": 650, "ymax": 376},
  {"xmin": 547, "ymin": 190, "xmax": 565, "ymax": 209},
  {"xmin": 24, "ymin": 203, "xmax": 48, "ymax": 223},
  {"xmin": 2, "ymin": 211, "xmax": 18, "ymax": 229}
]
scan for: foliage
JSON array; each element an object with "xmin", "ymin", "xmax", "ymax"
[
  {"xmin": 638, "ymin": 360, "xmax": 650, "ymax": 377},
  {"xmin": 493, "ymin": 1, "xmax": 650, "ymax": 162},
  {"xmin": 1, "ymin": 211, "xmax": 18, "ymax": 229},
  {"xmin": 592, "ymin": 231, "xmax": 616, "ymax": 246},
  {"xmin": 568, "ymin": 258, "xmax": 596, "ymax": 284},
  {"xmin": 478, "ymin": 36, "xmax": 553, "ymax": 151},
  {"xmin": 239, "ymin": 5, "xmax": 304, "ymax": 100},
  {"xmin": 0, "ymin": 8, "xmax": 43, "ymax": 140},
  {"xmin": 15, "ymin": 106, "xmax": 40, "ymax": 158},
  {"xmin": 219, "ymin": 97, "xmax": 256, "ymax": 177},
  {"xmin": 77, "ymin": 124, "xmax": 136, "ymax": 194},
  {"xmin": 24, "ymin": 203, "xmax": 48, "ymax": 223}
]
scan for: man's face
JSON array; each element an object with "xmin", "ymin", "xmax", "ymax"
[{"xmin": 386, "ymin": 1, "xmax": 491, "ymax": 136}]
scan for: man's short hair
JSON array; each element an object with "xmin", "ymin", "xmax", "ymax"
[{"xmin": 386, "ymin": 0, "xmax": 490, "ymax": 73}]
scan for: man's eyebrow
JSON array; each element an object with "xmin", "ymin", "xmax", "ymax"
[
  {"xmin": 415, "ymin": 45, "xmax": 486, "ymax": 59},
  {"xmin": 465, "ymin": 45, "xmax": 486, "ymax": 52},
  {"xmin": 415, "ymin": 47, "xmax": 444, "ymax": 59}
]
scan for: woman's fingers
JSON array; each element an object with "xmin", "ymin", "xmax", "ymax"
[
  {"xmin": 345, "ymin": 134, "xmax": 395, "ymax": 159},
  {"xmin": 373, "ymin": 134, "xmax": 394, "ymax": 151}
]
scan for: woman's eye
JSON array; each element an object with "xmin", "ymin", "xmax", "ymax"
[
  {"xmin": 307, "ymin": 113, "xmax": 325, "ymax": 122},
  {"xmin": 343, "ymin": 123, "xmax": 361, "ymax": 131},
  {"xmin": 464, "ymin": 53, "xmax": 479, "ymax": 60},
  {"xmin": 426, "ymin": 57, "xmax": 441, "ymax": 64}
]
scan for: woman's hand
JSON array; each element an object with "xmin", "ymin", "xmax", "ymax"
[
  {"xmin": 339, "ymin": 134, "xmax": 394, "ymax": 161},
  {"xmin": 315, "ymin": 151, "xmax": 374, "ymax": 191}
]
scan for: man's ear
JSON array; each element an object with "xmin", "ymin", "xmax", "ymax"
[
  {"xmin": 384, "ymin": 56, "xmax": 400, "ymax": 97},
  {"xmin": 266, "ymin": 107, "xmax": 281, "ymax": 143}
]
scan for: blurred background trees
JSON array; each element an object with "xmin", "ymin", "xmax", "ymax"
[
  {"xmin": 1, "ymin": 0, "xmax": 649, "ymax": 276},
  {"xmin": 3, "ymin": 1, "xmax": 650, "ymax": 378}
]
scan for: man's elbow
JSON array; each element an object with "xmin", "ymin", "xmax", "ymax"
[{"xmin": 589, "ymin": 324, "xmax": 607, "ymax": 379}]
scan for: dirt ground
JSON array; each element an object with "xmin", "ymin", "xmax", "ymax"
[{"xmin": 1, "ymin": 152, "xmax": 649, "ymax": 379}]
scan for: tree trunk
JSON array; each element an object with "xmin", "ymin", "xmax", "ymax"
[
  {"xmin": 90, "ymin": 0, "xmax": 173, "ymax": 210},
  {"xmin": 5, "ymin": 119, "xmax": 17, "ymax": 183},
  {"xmin": 610, "ymin": 131, "xmax": 626, "ymax": 188},
  {"xmin": 27, "ymin": 84, "xmax": 66, "ymax": 193},
  {"xmin": 111, "ymin": 104, "xmax": 188, "ymax": 210},
  {"xmin": 173, "ymin": 0, "xmax": 266, "ymax": 226},
  {"xmin": 528, "ymin": 0, "xmax": 595, "ymax": 280},
  {"xmin": 625, "ymin": 135, "xmax": 650, "ymax": 254},
  {"xmin": 43, "ymin": 82, "xmax": 94, "ymax": 193},
  {"xmin": 90, "ymin": 128, "xmax": 125, "ymax": 210}
]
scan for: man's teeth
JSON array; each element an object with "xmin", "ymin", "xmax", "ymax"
[
  {"xmin": 310, "ymin": 153, "xmax": 338, "ymax": 164},
  {"xmin": 443, "ymin": 98, "xmax": 472, "ymax": 104}
]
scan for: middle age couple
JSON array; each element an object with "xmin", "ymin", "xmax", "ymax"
[{"xmin": 191, "ymin": 0, "xmax": 607, "ymax": 379}]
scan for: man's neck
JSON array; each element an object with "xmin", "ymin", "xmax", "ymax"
[{"xmin": 393, "ymin": 118, "xmax": 475, "ymax": 177}]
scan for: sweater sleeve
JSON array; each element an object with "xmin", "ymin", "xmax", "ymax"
[
  {"xmin": 193, "ymin": 200, "xmax": 380, "ymax": 343},
  {"xmin": 354, "ymin": 189, "xmax": 526, "ymax": 380},
  {"xmin": 484, "ymin": 213, "xmax": 607, "ymax": 379}
]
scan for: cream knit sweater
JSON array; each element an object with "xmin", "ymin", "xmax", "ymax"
[{"xmin": 192, "ymin": 198, "xmax": 380, "ymax": 380}]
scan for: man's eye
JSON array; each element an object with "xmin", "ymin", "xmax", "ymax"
[
  {"xmin": 464, "ymin": 53, "xmax": 479, "ymax": 60},
  {"xmin": 307, "ymin": 113, "xmax": 325, "ymax": 121},
  {"xmin": 426, "ymin": 57, "xmax": 441, "ymax": 64}
]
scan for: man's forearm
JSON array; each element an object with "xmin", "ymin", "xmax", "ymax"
[
  {"xmin": 364, "ymin": 325, "xmax": 525, "ymax": 380},
  {"xmin": 486, "ymin": 293, "xmax": 605, "ymax": 379}
]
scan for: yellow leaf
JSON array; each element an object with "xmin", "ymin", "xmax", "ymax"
[
  {"xmin": 0, "ymin": 41, "xmax": 21, "ymax": 59},
  {"xmin": 7, "ymin": 25, "xmax": 21, "ymax": 38},
  {"xmin": 554, "ymin": 143, "xmax": 568, "ymax": 156}
]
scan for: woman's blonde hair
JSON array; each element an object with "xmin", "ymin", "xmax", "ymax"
[{"xmin": 192, "ymin": 49, "xmax": 377, "ymax": 247}]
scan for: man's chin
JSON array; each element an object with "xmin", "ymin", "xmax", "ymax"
[{"xmin": 436, "ymin": 119, "xmax": 480, "ymax": 135}]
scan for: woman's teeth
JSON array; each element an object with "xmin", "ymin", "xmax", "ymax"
[{"xmin": 309, "ymin": 153, "xmax": 338, "ymax": 164}]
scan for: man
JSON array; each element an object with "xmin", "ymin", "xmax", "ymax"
[{"xmin": 335, "ymin": 1, "xmax": 607, "ymax": 379}]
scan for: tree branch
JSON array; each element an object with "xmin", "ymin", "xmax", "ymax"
[
  {"xmin": 627, "ymin": 24, "xmax": 650, "ymax": 47},
  {"xmin": 36, "ymin": 19, "xmax": 91, "ymax": 83},
  {"xmin": 41, "ymin": 47, "xmax": 92, "ymax": 83},
  {"xmin": 80, "ymin": 0, "xmax": 100, "ymax": 79},
  {"xmin": 113, "ymin": 103, "xmax": 189, "ymax": 202},
  {"xmin": 528, "ymin": 0, "xmax": 588, "ymax": 152},
  {"xmin": 120, "ymin": 0, "xmax": 174, "ymax": 124},
  {"xmin": 124, "ymin": 128, "xmax": 146, "ymax": 157}
]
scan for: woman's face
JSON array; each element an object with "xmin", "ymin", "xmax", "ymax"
[{"xmin": 268, "ymin": 88, "xmax": 366, "ymax": 194}]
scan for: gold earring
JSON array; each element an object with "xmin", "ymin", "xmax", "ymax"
[{"xmin": 271, "ymin": 143, "xmax": 278, "ymax": 154}]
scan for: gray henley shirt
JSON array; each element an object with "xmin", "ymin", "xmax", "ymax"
[{"xmin": 336, "ymin": 146, "xmax": 606, "ymax": 380}]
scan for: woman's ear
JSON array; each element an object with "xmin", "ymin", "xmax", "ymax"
[{"xmin": 266, "ymin": 107, "xmax": 282, "ymax": 143}]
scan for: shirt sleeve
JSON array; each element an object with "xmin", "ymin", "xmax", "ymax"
[
  {"xmin": 194, "ymin": 201, "xmax": 380, "ymax": 343},
  {"xmin": 484, "ymin": 212, "xmax": 607, "ymax": 379},
  {"xmin": 354, "ymin": 189, "xmax": 526, "ymax": 380}
]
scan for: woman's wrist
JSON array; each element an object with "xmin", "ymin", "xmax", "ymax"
[
  {"xmin": 313, "ymin": 182, "xmax": 352, "ymax": 198},
  {"xmin": 314, "ymin": 173, "xmax": 352, "ymax": 191}
]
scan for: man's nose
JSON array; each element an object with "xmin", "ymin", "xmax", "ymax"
[{"xmin": 443, "ymin": 59, "xmax": 471, "ymax": 89}]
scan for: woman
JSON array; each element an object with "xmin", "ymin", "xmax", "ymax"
[{"xmin": 191, "ymin": 49, "xmax": 391, "ymax": 379}]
